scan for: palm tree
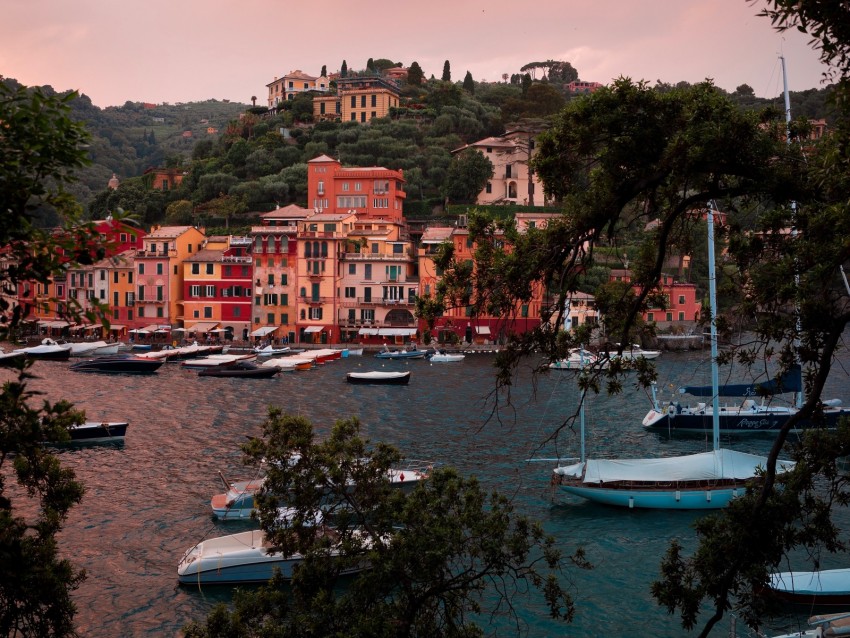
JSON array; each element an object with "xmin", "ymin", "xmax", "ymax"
[{"xmin": 251, "ymin": 96, "xmax": 257, "ymax": 107}]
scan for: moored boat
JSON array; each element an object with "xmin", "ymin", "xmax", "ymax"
[
  {"xmin": 181, "ymin": 353, "xmax": 256, "ymax": 369},
  {"xmin": 44, "ymin": 420, "xmax": 129, "ymax": 444},
  {"xmin": 14, "ymin": 338, "xmax": 72, "ymax": 360},
  {"xmin": 426, "ymin": 350, "xmax": 465, "ymax": 363},
  {"xmin": 69, "ymin": 354, "xmax": 164, "ymax": 374},
  {"xmin": 197, "ymin": 361, "xmax": 279, "ymax": 378},
  {"xmin": 346, "ymin": 370, "xmax": 410, "ymax": 385},
  {"xmin": 69, "ymin": 341, "xmax": 121, "ymax": 357},
  {"xmin": 769, "ymin": 568, "xmax": 850, "ymax": 607},
  {"xmin": 374, "ymin": 345, "xmax": 425, "ymax": 360}
]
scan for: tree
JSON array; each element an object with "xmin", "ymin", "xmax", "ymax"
[
  {"xmin": 441, "ymin": 148, "xmax": 493, "ymax": 204},
  {"xmin": 462, "ymin": 70, "xmax": 474, "ymax": 94},
  {"xmin": 407, "ymin": 61, "xmax": 424, "ymax": 86},
  {"xmin": 366, "ymin": 57, "xmax": 375, "ymax": 72},
  {"xmin": 320, "ymin": 64, "xmax": 327, "ymax": 77},
  {"xmin": 441, "ymin": 60, "xmax": 451, "ymax": 82},
  {"xmin": 165, "ymin": 199, "xmax": 194, "ymax": 224},
  {"xmin": 0, "ymin": 83, "xmax": 105, "ymax": 637},
  {"xmin": 183, "ymin": 412, "xmax": 584, "ymax": 638},
  {"xmin": 340, "ymin": 60, "xmax": 348, "ymax": 78}
]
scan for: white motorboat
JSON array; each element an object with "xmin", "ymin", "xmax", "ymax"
[
  {"xmin": 212, "ymin": 460, "xmax": 432, "ymax": 520},
  {"xmin": 347, "ymin": 370, "xmax": 410, "ymax": 384},
  {"xmin": 181, "ymin": 353, "xmax": 256, "ymax": 369},
  {"xmin": 178, "ymin": 511, "xmax": 380, "ymax": 585},
  {"xmin": 427, "ymin": 350, "xmax": 465, "ymax": 363},
  {"xmin": 69, "ymin": 341, "xmax": 121, "ymax": 357},
  {"xmin": 253, "ymin": 344, "xmax": 291, "ymax": 357},
  {"xmin": 769, "ymin": 610, "xmax": 850, "ymax": 637},
  {"xmin": 769, "ymin": 568, "xmax": 850, "ymax": 607},
  {"xmin": 548, "ymin": 348, "xmax": 606, "ymax": 370},
  {"xmin": 603, "ymin": 343, "xmax": 661, "ymax": 361},
  {"xmin": 14, "ymin": 338, "xmax": 72, "ymax": 360}
]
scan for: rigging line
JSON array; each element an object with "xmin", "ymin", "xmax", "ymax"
[{"xmin": 523, "ymin": 363, "xmax": 570, "ymax": 463}]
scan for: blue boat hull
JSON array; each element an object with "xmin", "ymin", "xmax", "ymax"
[{"xmin": 560, "ymin": 483, "xmax": 744, "ymax": 509}]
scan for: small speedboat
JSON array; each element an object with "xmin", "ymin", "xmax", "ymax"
[
  {"xmin": 69, "ymin": 341, "xmax": 121, "ymax": 357},
  {"xmin": 198, "ymin": 361, "xmax": 279, "ymax": 378},
  {"xmin": 427, "ymin": 351, "xmax": 465, "ymax": 363},
  {"xmin": 548, "ymin": 348, "xmax": 606, "ymax": 370},
  {"xmin": 70, "ymin": 354, "xmax": 164, "ymax": 374},
  {"xmin": 346, "ymin": 370, "xmax": 410, "ymax": 385},
  {"xmin": 181, "ymin": 353, "xmax": 256, "ymax": 369},
  {"xmin": 603, "ymin": 343, "xmax": 662, "ymax": 361},
  {"xmin": 769, "ymin": 568, "xmax": 850, "ymax": 606},
  {"xmin": 374, "ymin": 346, "xmax": 425, "ymax": 360},
  {"xmin": 253, "ymin": 345, "xmax": 291, "ymax": 357},
  {"xmin": 0, "ymin": 348, "xmax": 26, "ymax": 366}
]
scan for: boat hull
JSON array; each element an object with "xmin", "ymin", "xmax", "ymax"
[
  {"xmin": 559, "ymin": 483, "xmax": 744, "ymax": 509},
  {"xmin": 45, "ymin": 421, "xmax": 129, "ymax": 444},
  {"xmin": 643, "ymin": 405, "xmax": 850, "ymax": 434},
  {"xmin": 770, "ymin": 569, "xmax": 850, "ymax": 606},
  {"xmin": 346, "ymin": 371, "xmax": 410, "ymax": 385},
  {"xmin": 69, "ymin": 356, "xmax": 164, "ymax": 374},
  {"xmin": 198, "ymin": 365, "xmax": 279, "ymax": 378}
]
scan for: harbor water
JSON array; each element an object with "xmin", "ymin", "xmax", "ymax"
[{"xmin": 7, "ymin": 348, "xmax": 849, "ymax": 637}]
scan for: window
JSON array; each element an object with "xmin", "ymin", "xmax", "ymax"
[
  {"xmin": 678, "ymin": 295, "xmax": 686, "ymax": 305},
  {"xmin": 205, "ymin": 285, "xmax": 215, "ymax": 297},
  {"xmin": 360, "ymin": 112, "xmax": 366, "ymax": 123},
  {"xmin": 363, "ymin": 287, "xmax": 372, "ymax": 302},
  {"xmin": 156, "ymin": 286, "xmax": 163, "ymax": 301},
  {"xmin": 156, "ymin": 307, "xmax": 163, "ymax": 318},
  {"xmin": 281, "ymin": 294, "xmax": 288, "ymax": 306},
  {"xmin": 343, "ymin": 182, "xmax": 350, "ymax": 192},
  {"xmin": 371, "ymin": 94, "xmax": 376, "ymax": 107},
  {"xmin": 350, "ymin": 96, "xmax": 356, "ymax": 108},
  {"xmin": 113, "ymin": 272, "xmax": 118, "ymax": 283},
  {"xmin": 348, "ymin": 263, "xmax": 356, "ymax": 275},
  {"xmin": 311, "ymin": 283, "xmax": 320, "ymax": 301},
  {"xmin": 127, "ymin": 309, "xmax": 133, "ymax": 320},
  {"xmin": 113, "ymin": 309, "xmax": 119, "ymax": 319},
  {"xmin": 360, "ymin": 308, "xmax": 374, "ymax": 321},
  {"xmin": 156, "ymin": 263, "xmax": 163, "ymax": 275},
  {"xmin": 224, "ymin": 266, "xmax": 232, "ymax": 276},
  {"xmin": 190, "ymin": 285, "xmax": 201, "ymax": 297},
  {"xmin": 678, "ymin": 311, "xmax": 685, "ymax": 321},
  {"xmin": 268, "ymin": 274, "xmax": 275, "ymax": 286},
  {"xmin": 206, "ymin": 264, "xmax": 214, "ymax": 275},
  {"xmin": 281, "ymin": 313, "xmax": 288, "ymax": 324},
  {"xmin": 393, "ymin": 244, "xmax": 403, "ymax": 254},
  {"xmin": 485, "ymin": 182, "xmax": 492, "ymax": 194},
  {"xmin": 113, "ymin": 291, "xmax": 119, "ymax": 306},
  {"xmin": 139, "ymin": 307, "xmax": 145, "ymax": 317},
  {"xmin": 99, "ymin": 289, "xmax": 105, "ymax": 300},
  {"xmin": 204, "ymin": 307, "xmax": 212, "ymax": 318},
  {"xmin": 125, "ymin": 292, "xmax": 135, "ymax": 306},
  {"xmin": 360, "ymin": 95, "xmax": 366, "ymax": 108},
  {"xmin": 138, "ymin": 263, "xmax": 145, "ymax": 275},
  {"xmin": 233, "ymin": 306, "xmax": 241, "ymax": 317},
  {"xmin": 128, "ymin": 271, "xmax": 133, "ymax": 284},
  {"xmin": 666, "ymin": 312, "xmax": 673, "ymax": 322},
  {"xmin": 138, "ymin": 285, "xmax": 145, "ymax": 301},
  {"xmin": 309, "ymin": 307, "xmax": 323, "ymax": 320},
  {"xmin": 192, "ymin": 263, "xmax": 200, "ymax": 275},
  {"xmin": 364, "ymin": 264, "xmax": 372, "ymax": 280},
  {"xmin": 521, "ymin": 304, "xmax": 529, "ymax": 318},
  {"xmin": 647, "ymin": 312, "xmax": 655, "ymax": 322},
  {"xmin": 281, "ymin": 274, "xmax": 287, "ymax": 285},
  {"xmin": 350, "ymin": 113, "xmax": 357, "ymax": 122},
  {"xmin": 371, "ymin": 243, "xmax": 379, "ymax": 254},
  {"xmin": 267, "ymin": 313, "xmax": 275, "ymax": 324},
  {"xmin": 345, "ymin": 287, "xmax": 356, "ymax": 298}
]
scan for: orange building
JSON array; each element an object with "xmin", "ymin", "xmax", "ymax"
[
  {"xmin": 266, "ymin": 70, "xmax": 330, "ymax": 108},
  {"xmin": 306, "ymin": 155, "xmax": 405, "ymax": 223}
]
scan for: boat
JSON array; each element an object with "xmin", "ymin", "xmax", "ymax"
[
  {"xmin": 69, "ymin": 341, "xmax": 121, "ymax": 357},
  {"xmin": 197, "ymin": 361, "xmax": 280, "ymax": 378},
  {"xmin": 769, "ymin": 610, "xmax": 850, "ymax": 637},
  {"xmin": 211, "ymin": 460, "xmax": 431, "ymax": 520},
  {"xmin": 603, "ymin": 343, "xmax": 662, "ymax": 361},
  {"xmin": 552, "ymin": 203, "xmax": 795, "ymax": 509},
  {"xmin": 346, "ymin": 370, "xmax": 411, "ymax": 385},
  {"xmin": 339, "ymin": 347, "xmax": 363, "ymax": 357},
  {"xmin": 181, "ymin": 353, "xmax": 256, "ymax": 369},
  {"xmin": 177, "ymin": 520, "xmax": 378, "ymax": 585},
  {"xmin": 0, "ymin": 348, "xmax": 26, "ymax": 366},
  {"xmin": 44, "ymin": 420, "xmax": 129, "ymax": 444},
  {"xmin": 69, "ymin": 354, "xmax": 164, "ymax": 374},
  {"xmin": 374, "ymin": 345, "xmax": 426, "ymax": 360},
  {"xmin": 13, "ymin": 338, "xmax": 72, "ymax": 360},
  {"xmin": 769, "ymin": 569, "xmax": 850, "ymax": 607},
  {"xmin": 253, "ymin": 344, "xmax": 291, "ymax": 357},
  {"xmin": 548, "ymin": 348, "xmax": 607, "ymax": 370},
  {"xmin": 427, "ymin": 350, "xmax": 465, "ymax": 363}
]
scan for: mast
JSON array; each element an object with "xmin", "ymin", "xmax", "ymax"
[
  {"xmin": 707, "ymin": 202, "xmax": 720, "ymax": 451},
  {"xmin": 781, "ymin": 55, "xmax": 804, "ymax": 409}
]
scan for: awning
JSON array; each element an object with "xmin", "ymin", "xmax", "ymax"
[
  {"xmin": 186, "ymin": 322, "xmax": 219, "ymax": 333},
  {"xmin": 107, "ymin": 324, "xmax": 126, "ymax": 331},
  {"xmin": 303, "ymin": 326, "xmax": 324, "ymax": 334},
  {"xmin": 475, "ymin": 326, "xmax": 491, "ymax": 335},
  {"xmin": 146, "ymin": 324, "xmax": 171, "ymax": 331},
  {"xmin": 358, "ymin": 327, "xmax": 379, "ymax": 335},
  {"xmin": 129, "ymin": 328, "xmax": 150, "ymax": 334},
  {"xmin": 39, "ymin": 320, "xmax": 70, "ymax": 329},
  {"xmin": 378, "ymin": 328, "xmax": 418, "ymax": 336},
  {"xmin": 250, "ymin": 326, "xmax": 278, "ymax": 337}
]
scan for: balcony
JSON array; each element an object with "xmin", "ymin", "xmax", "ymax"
[
  {"xmin": 299, "ymin": 296, "xmax": 334, "ymax": 305},
  {"xmin": 221, "ymin": 255, "xmax": 252, "ymax": 264},
  {"xmin": 135, "ymin": 298, "xmax": 164, "ymax": 305},
  {"xmin": 340, "ymin": 252, "xmax": 412, "ymax": 261}
]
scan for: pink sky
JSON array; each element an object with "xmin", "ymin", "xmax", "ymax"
[{"xmin": 2, "ymin": 0, "xmax": 831, "ymax": 108}]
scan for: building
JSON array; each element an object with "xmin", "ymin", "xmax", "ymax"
[
  {"xmin": 306, "ymin": 155, "xmax": 406, "ymax": 223},
  {"xmin": 182, "ymin": 235, "xmax": 253, "ymax": 340},
  {"xmin": 144, "ymin": 167, "xmax": 186, "ymax": 191},
  {"xmin": 338, "ymin": 218, "xmax": 418, "ymax": 345},
  {"xmin": 295, "ymin": 211, "xmax": 358, "ymax": 344},
  {"xmin": 135, "ymin": 225, "xmax": 206, "ymax": 329},
  {"xmin": 313, "ymin": 76, "xmax": 400, "ymax": 123},
  {"xmin": 249, "ymin": 205, "xmax": 311, "ymax": 343},
  {"xmin": 266, "ymin": 70, "xmax": 330, "ymax": 108},
  {"xmin": 452, "ymin": 130, "xmax": 548, "ymax": 206},
  {"xmin": 567, "ymin": 81, "xmax": 603, "ymax": 94}
]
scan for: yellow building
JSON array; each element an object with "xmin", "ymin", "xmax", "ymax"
[{"xmin": 313, "ymin": 76, "xmax": 400, "ymax": 123}]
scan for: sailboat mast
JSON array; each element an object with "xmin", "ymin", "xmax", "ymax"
[
  {"xmin": 707, "ymin": 202, "xmax": 721, "ymax": 451},
  {"xmin": 781, "ymin": 55, "xmax": 804, "ymax": 409}
]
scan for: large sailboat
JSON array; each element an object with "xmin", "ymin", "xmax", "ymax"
[{"xmin": 552, "ymin": 204, "xmax": 795, "ymax": 509}]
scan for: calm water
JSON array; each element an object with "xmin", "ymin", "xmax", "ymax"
[{"xmin": 8, "ymin": 348, "xmax": 850, "ymax": 637}]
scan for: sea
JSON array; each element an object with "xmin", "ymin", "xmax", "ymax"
[{"xmin": 7, "ymin": 347, "xmax": 850, "ymax": 638}]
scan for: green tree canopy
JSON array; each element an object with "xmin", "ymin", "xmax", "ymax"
[
  {"xmin": 462, "ymin": 70, "xmax": 475, "ymax": 94},
  {"xmin": 407, "ymin": 61, "xmax": 424, "ymax": 86},
  {"xmin": 184, "ymin": 411, "xmax": 584, "ymax": 638},
  {"xmin": 442, "ymin": 148, "xmax": 493, "ymax": 204},
  {"xmin": 441, "ymin": 60, "xmax": 451, "ymax": 82}
]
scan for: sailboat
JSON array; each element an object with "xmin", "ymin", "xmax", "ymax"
[{"xmin": 552, "ymin": 203, "xmax": 796, "ymax": 509}]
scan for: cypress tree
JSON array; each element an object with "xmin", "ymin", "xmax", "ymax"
[
  {"xmin": 442, "ymin": 60, "xmax": 451, "ymax": 82},
  {"xmin": 341, "ymin": 60, "xmax": 348, "ymax": 78},
  {"xmin": 463, "ymin": 71, "xmax": 474, "ymax": 94}
]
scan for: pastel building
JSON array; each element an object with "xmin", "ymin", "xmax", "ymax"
[
  {"xmin": 182, "ymin": 235, "xmax": 253, "ymax": 339},
  {"xmin": 249, "ymin": 205, "xmax": 311, "ymax": 343},
  {"xmin": 266, "ymin": 70, "xmax": 330, "ymax": 108},
  {"xmin": 313, "ymin": 76, "xmax": 400, "ymax": 123},
  {"xmin": 452, "ymin": 130, "xmax": 547, "ymax": 206},
  {"xmin": 135, "ymin": 225, "xmax": 206, "ymax": 328},
  {"xmin": 338, "ymin": 218, "xmax": 418, "ymax": 345}
]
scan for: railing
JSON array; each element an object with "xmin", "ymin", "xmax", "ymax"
[
  {"xmin": 221, "ymin": 256, "xmax": 252, "ymax": 263},
  {"xmin": 299, "ymin": 296, "xmax": 334, "ymax": 305},
  {"xmin": 338, "ymin": 297, "xmax": 415, "ymax": 307},
  {"xmin": 340, "ymin": 253, "xmax": 412, "ymax": 261},
  {"xmin": 136, "ymin": 249, "xmax": 176, "ymax": 258}
]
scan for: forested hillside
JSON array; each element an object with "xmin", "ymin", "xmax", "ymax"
[{"xmin": 2, "ymin": 68, "xmax": 837, "ymax": 231}]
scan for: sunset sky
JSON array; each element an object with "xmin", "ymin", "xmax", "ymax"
[{"xmin": 2, "ymin": 0, "xmax": 831, "ymax": 108}]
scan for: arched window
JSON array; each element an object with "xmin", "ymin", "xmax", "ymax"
[
  {"xmin": 321, "ymin": 241, "xmax": 328, "ymax": 258},
  {"xmin": 305, "ymin": 242, "xmax": 312, "ymax": 257},
  {"xmin": 312, "ymin": 241, "xmax": 319, "ymax": 257},
  {"xmin": 508, "ymin": 181, "xmax": 518, "ymax": 198}
]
